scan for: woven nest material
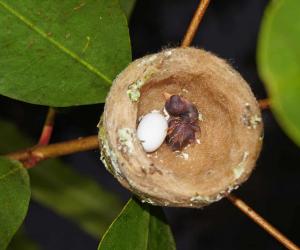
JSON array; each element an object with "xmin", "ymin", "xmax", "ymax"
[{"xmin": 98, "ymin": 47, "xmax": 263, "ymax": 208}]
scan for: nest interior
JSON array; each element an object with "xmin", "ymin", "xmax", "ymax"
[{"xmin": 138, "ymin": 72, "xmax": 256, "ymax": 196}]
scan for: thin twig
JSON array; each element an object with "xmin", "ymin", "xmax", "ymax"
[
  {"xmin": 227, "ymin": 194, "xmax": 300, "ymax": 250},
  {"xmin": 6, "ymin": 135, "xmax": 99, "ymax": 169},
  {"xmin": 181, "ymin": 0, "xmax": 211, "ymax": 47}
]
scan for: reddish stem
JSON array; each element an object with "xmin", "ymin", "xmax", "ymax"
[
  {"xmin": 24, "ymin": 107, "xmax": 56, "ymax": 167},
  {"xmin": 38, "ymin": 107, "xmax": 56, "ymax": 145}
]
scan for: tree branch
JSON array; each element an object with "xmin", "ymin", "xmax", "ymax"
[
  {"xmin": 181, "ymin": 0, "xmax": 211, "ymax": 47},
  {"xmin": 227, "ymin": 194, "xmax": 300, "ymax": 250},
  {"xmin": 6, "ymin": 135, "xmax": 99, "ymax": 169}
]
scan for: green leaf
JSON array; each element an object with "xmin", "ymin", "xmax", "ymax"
[
  {"xmin": 0, "ymin": 157, "xmax": 30, "ymax": 250},
  {"xmin": 119, "ymin": 0, "xmax": 136, "ymax": 19},
  {"xmin": 98, "ymin": 198, "xmax": 176, "ymax": 250},
  {"xmin": 257, "ymin": 0, "xmax": 300, "ymax": 146},
  {"xmin": 0, "ymin": 120, "xmax": 123, "ymax": 238},
  {"xmin": 8, "ymin": 228, "xmax": 39, "ymax": 250},
  {"xmin": 0, "ymin": 0, "xmax": 131, "ymax": 107}
]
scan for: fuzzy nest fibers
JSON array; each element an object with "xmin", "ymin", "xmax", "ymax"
[{"xmin": 98, "ymin": 47, "xmax": 263, "ymax": 208}]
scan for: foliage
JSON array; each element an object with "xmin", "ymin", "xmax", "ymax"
[
  {"xmin": 98, "ymin": 198, "xmax": 176, "ymax": 250},
  {"xmin": 258, "ymin": 0, "xmax": 300, "ymax": 146},
  {"xmin": 0, "ymin": 0, "xmax": 131, "ymax": 107},
  {"xmin": 0, "ymin": 157, "xmax": 30, "ymax": 250}
]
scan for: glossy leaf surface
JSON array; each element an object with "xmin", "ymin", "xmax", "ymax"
[
  {"xmin": 98, "ymin": 198, "xmax": 176, "ymax": 250},
  {"xmin": 0, "ymin": 157, "xmax": 30, "ymax": 250},
  {"xmin": 258, "ymin": 0, "xmax": 300, "ymax": 146},
  {"xmin": 0, "ymin": 0, "xmax": 131, "ymax": 106}
]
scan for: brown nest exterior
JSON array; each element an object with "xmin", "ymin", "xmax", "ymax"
[{"xmin": 98, "ymin": 47, "xmax": 263, "ymax": 208}]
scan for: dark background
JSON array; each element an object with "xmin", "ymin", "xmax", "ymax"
[{"xmin": 1, "ymin": 0, "xmax": 300, "ymax": 249}]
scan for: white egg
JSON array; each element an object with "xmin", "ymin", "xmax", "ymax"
[{"xmin": 137, "ymin": 111, "xmax": 168, "ymax": 152}]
